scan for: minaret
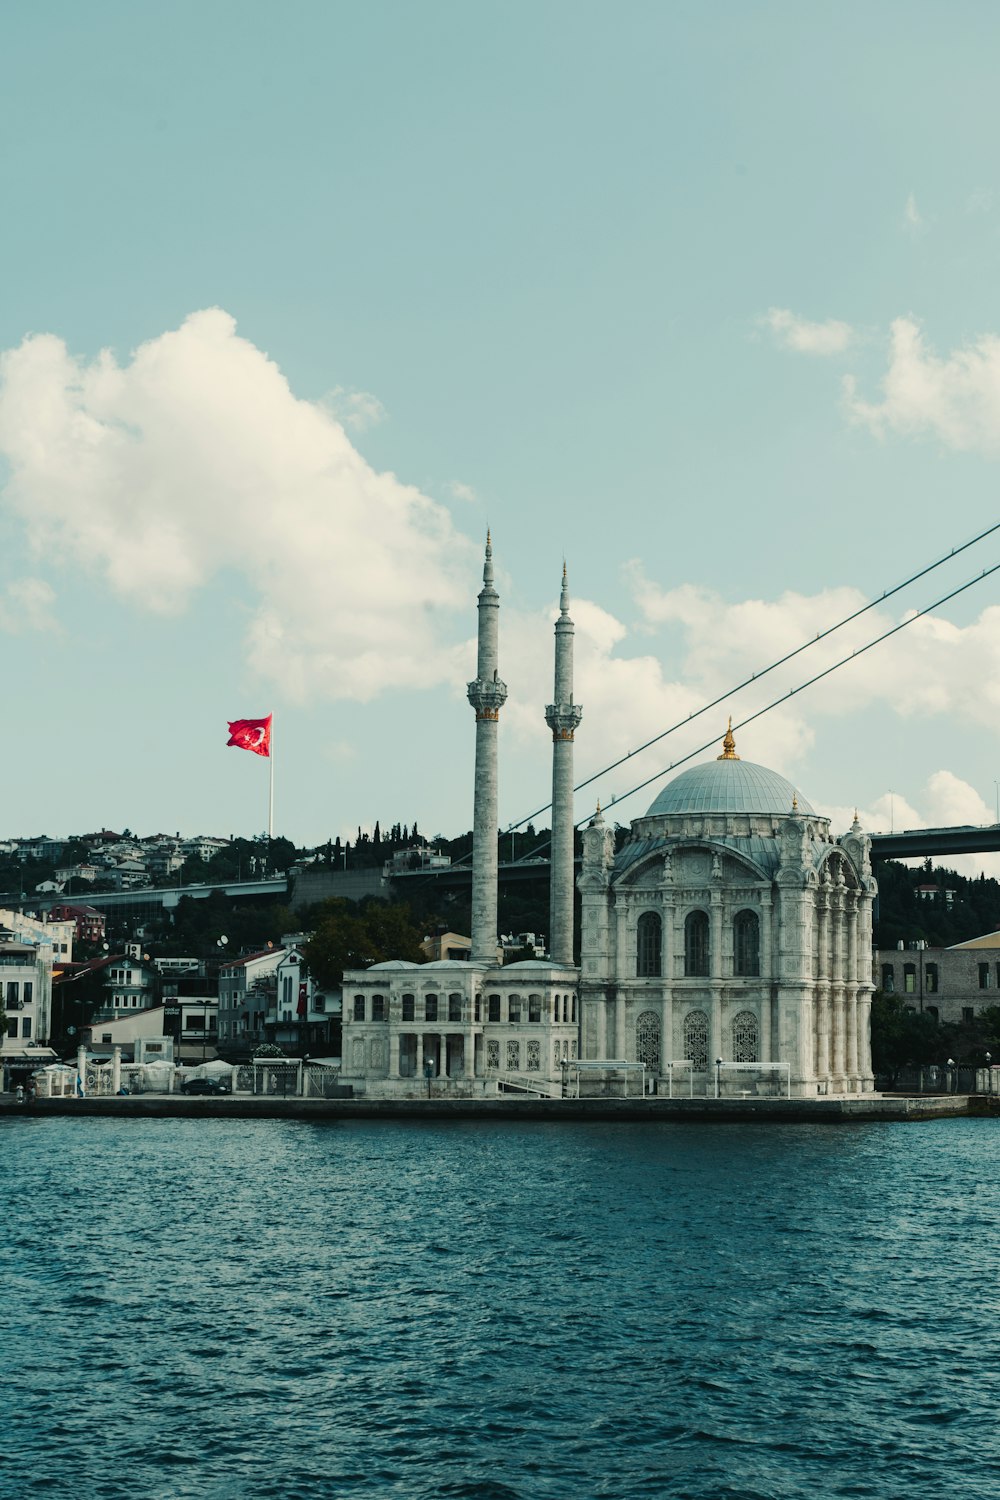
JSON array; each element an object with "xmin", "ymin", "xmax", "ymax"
[
  {"xmin": 545, "ymin": 564, "xmax": 583, "ymax": 965},
  {"xmin": 467, "ymin": 532, "xmax": 508, "ymax": 962}
]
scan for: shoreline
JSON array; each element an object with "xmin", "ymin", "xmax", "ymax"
[{"xmin": 0, "ymin": 1093, "xmax": 985, "ymax": 1123}]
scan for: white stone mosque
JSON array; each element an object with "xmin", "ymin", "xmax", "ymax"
[{"xmin": 340, "ymin": 537, "xmax": 877, "ymax": 1098}]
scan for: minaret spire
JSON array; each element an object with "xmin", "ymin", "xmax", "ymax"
[
  {"xmin": 545, "ymin": 562, "xmax": 583, "ymax": 966},
  {"xmin": 467, "ymin": 531, "xmax": 507, "ymax": 962}
]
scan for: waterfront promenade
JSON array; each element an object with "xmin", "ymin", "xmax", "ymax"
[{"xmin": 0, "ymin": 1091, "xmax": 979, "ymax": 1122}]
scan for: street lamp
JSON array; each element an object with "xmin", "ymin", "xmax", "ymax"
[
  {"xmin": 424, "ymin": 1058, "xmax": 434, "ymax": 1099},
  {"xmin": 947, "ymin": 1057, "xmax": 956, "ymax": 1094},
  {"xmin": 986, "ymin": 1051, "xmax": 992, "ymax": 1096},
  {"xmin": 715, "ymin": 1057, "xmax": 723, "ymax": 1100}
]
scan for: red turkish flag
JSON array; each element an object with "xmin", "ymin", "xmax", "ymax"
[{"xmin": 226, "ymin": 715, "xmax": 272, "ymax": 757}]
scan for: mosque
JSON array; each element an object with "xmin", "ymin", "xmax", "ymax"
[{"xmin": 339, "ymin": 537, "xmax": 877, "ymax": 1098}]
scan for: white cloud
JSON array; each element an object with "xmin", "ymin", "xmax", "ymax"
[
  {"xmin": 627, "ymin": 566, "xmax": 1000, "ymax": 769},
  {"xmin": 844, "ymin": 316, "xmax": 1000, "ymax": 452},
  {"xmin": 447, "ymin": 481, "xmax": 477, "ymax": 503},
  {"xmin": 823, "ymin": 772, "xmax": 1000, "ymax": 879},
  {"xmin": 903, "ymin": 191, "xmax": 923, "ymax": 230},
  {"xmin": 764, "ymin": 306, "xmax": 855, "ymax": 356},
  {"xmin": 0, "ymin": 310, "xmax": 476, "ymax": 701},
  {"xmin": 320, "ymin": 385, "xmax": 386, "ymax": 431},
  {"xmin": 0, "ymin": 576, "xmax": 57, "ymax": 633}
]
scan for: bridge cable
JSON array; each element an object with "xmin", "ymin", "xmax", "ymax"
[
  {"xmin": 576, "ymin": 557, "xmax": 1000, "ymax": 826},
  {"xmin": 506, "ymin": 519, "xmax": 1000, "ymax": 837}
]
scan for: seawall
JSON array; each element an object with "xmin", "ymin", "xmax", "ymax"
[{"xmin": 0, "ymin": 1094, "xmax": 981, "ymax": 1123}]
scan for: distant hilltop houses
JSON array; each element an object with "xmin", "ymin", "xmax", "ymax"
[
  {"xmin": 0, "ymin": 826, "xmax": 458, "ymax": 910},
  {"xmin": 0, "ymin": 831, "xmax": 248, "ymax": 895}
]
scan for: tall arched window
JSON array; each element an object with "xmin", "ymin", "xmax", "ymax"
[
  {"xmin": 734, "ymin": 910, "xmax": 760, "ymax": 976},
  {"xmin": 684, "ymin": 910, "xmax": 710, "ymax": 976},
  {"xmin": 683, "ymin": 1009, "xmax": 709, "ymax": 1071},
  {"xmin": 636, "ymin": 912, "xmax": 662, "ymax": 977},
  {"xmin": 636, "ymin": 1010, "xmax": 660, "ymax": 1068},
  {"xmin": 731, "ymin": 1009, "xmax": 759, "ymax": 1063}
]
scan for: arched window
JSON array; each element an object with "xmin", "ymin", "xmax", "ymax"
[
  {"xmin": 734, "ymin": 910, "xmax": 760, "ymax": 977},
  {"xmin": 683, "ymin": 1010, "xmax": 709, "ymax": 1071},
  {"xmin": 684, "ymin": 911, "xmax": 710, "ymax": 976},
  {"xmin": 731, "ymin": 1009, "xmax": 758, "ymax": 1062},
  {"xmin": 636, "ymin": 1010, "xmax": 660, "ymax": 1069},
  {"xmin": 636, "ymin": 912, "xmax": 662, "ymax": 977}
]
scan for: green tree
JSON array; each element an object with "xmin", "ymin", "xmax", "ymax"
[
  {"xmin": 304, "ymin": 899, "xmax": 426, "ymax": 988},
  {"xmin": 870, "ymin": 992, "xmax": 942, "ymax": 1086}
]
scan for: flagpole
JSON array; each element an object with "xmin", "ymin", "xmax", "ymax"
[{"xmin": 268, "ymin": 712, "xmax": 274, "ymax": 843}]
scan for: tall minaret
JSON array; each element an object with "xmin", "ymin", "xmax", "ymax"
[
  {"xmin": 545, "ymin": 564, "xmax": 583, "ymax": 966},
  {"xmin": 467, "ymin": 532, "xmax": 508, "ymax": 963}
]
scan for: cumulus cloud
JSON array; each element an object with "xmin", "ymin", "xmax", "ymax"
[
  {"xmin": 0, "ymin": 310, "xmax": 476, "ymax": 701},
  {"xmin": 630, "ymin": 571, "xmax": 1000, "ymax": 730},
  {"xmin": 447, "ymin": 481, "xmax": 477, "ymax": 503},
  {"xmin": 0, "ymin": 576, "xmax": 57, "ymax": 633},
  {"xmin": 764, "ymin": 307, "xmax": 855, "ymax": 355},
  {"xmin": 320, "ymin": 385, "xmax": 386, "ymax": 431},
  {"xmin": 823, "ymin": 773, "xmax": 1000, "ymax": 878},
  {"xmin": 844, "ymin": 316, "xmax": 1000, "ymax": 452},
  {"xmin": 903, "ymin": 191, "xmax": 923, "ymax": 230}
]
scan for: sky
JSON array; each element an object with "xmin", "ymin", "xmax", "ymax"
[{"xmin": 3, "ymin": 1, "xmax": 1000, "ymax": 870}]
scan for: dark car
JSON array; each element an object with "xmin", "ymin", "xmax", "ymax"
[{"xmin": 179, "ymin": 1077, "xmax": 232, "ymax": 1095}]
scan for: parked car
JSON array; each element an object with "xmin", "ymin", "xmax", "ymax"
[{"xmin": 179, "ymin": 1077, "xmax": 232, "ymax": 1095}]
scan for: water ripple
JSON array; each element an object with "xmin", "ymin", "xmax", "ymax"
[{"xmin": 3, "ymin": 1117, "xmax": 1000, "ymax": 1498}]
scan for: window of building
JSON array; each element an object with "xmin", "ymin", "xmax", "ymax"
[
  {"xmin": 508, "ymin": 995, "xmax": 522, "ymax": 1023},
  {"xmin": 881, "ymin": 965, "xmax": 895, "ymax": 993},
  {"xmin": 571, "ymin": 994, "xmax": 577, "ymax": 1022},
  {"xmin": 5, "ymin": 1019, "xmax": 15, "ymax": 1039},
  {"xmin": 6, "ymin": 982, "xmax": 18, "ymax": 1005},
  {"xmin": 926, "ymin": 1006, "xmax": 939, "ymax": 1020},
  {"xmin": 448, "ymin": 993, "xmax": 462, "ymax": 1022},
  {"xmin": 636, "ymin": 911, "xmax": 662, "ymax": 977},
  {"xmin": 684, "ymin": 911, "xmax": 709, "ymax": 977},
  {"xmin": 527, "ymin": 1039, "xmax": 541, "ymax": 1071},
  {"xmin": 102, "ymin": 1032, "xmax": 112, "ymax": 1043},
  {"xmin": 926, "ymin": 964, "xmax": 938, "ymax": 994},
  {"xmin": 979, "ymin": 964, "xmax": 991, "ymax": 990},
  {"xmin": 904, "ymin": 963, "xmax": 916, "ymax": 994},
  {"xmin": 474, "ymin": 997, "xmax": 481, "ymax": 1022},
  {"xmin": 21, "ymin": 1017, "xmax": 31, "ymax": 1038},
  {"xmin": 506, "ymin": 1039, "xmax": 520, "ymax": 1071},
  {"xmin": 963, "ymin": 1007, "xmax": 975, "ymax": 1023},
  {"xmin": 636, "ymin": 1010, "xmax": 660, "ymax": 1069},
  {"xmin": 23, "ymin": 982, "xmax": 32, "ymax": 1006},
  {"xmin": 528, "ymin": 996, "xmax": 542, "ymax": 1023},
  {"xmin": 734, "ymin": 911, "xmax": 760, "ymax": 977},
  {"xmin": 683, "ymin": 1010, "xmax": 709, "ymax": 1071},
  {"xmin": 488, "ymin": 994, "xmax": 501, "ymax": 1022},
  {"xmin": 402, "ymin": 994, "xmax": 415, "ymax": 1021},
  {"xmin": 486, "ymin": 1038, "xmax": 500, "ymax": 1070},
  {"xmin": 425, "ymin": 994, "xmax": 438, "ymax": 1021},
  {"xmin": 732, "ymin": 1009, "xmax": 759, "ymax": 1063},
  {"xmin": 372, "ymin": 995, "xmax": 386, "ymax": 1022},
  {"xmin": 314, "ymin": 996, "xmax": 326, "ymax": 1013},
  {"xmin": 353, "ymin": 995, "xmax": 365, "ymax": 1022}
]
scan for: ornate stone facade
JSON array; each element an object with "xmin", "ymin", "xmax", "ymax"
[{"xmin": 578, "ymin": 740, "xmax": 877, "ymax": 1097}]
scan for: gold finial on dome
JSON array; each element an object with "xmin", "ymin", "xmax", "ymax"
[
  {"xmin": 717, "ymin": 717, "xmax": 740, "ymax": 761},
  {"xmin": 792, "ymin": 794, "xmax": 799, "ymax": 811}
]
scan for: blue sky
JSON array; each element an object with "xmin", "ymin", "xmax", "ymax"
[{"xmin": 3, "ymin": 1, "xmax": 1000, "ymax": 858}]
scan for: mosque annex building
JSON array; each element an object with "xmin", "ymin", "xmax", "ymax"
[{"xmin": 340, "ymin": 540, "xmax": 877, "ymax": 1100}]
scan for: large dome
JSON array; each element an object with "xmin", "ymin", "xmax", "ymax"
[{"xmin": 646, "ymin": 757, "xmax": 813, "ymax": 817}]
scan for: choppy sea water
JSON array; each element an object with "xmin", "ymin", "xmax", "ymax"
[{"xmin": 4, "ymin": 1116, "xmax": 1000, "ymax": 1500}]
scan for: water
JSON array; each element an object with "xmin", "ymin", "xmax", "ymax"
[{"xmin": 3, "ymin": 1116, "xmax": 999, "ymax": 1499}]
